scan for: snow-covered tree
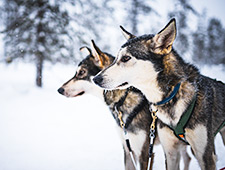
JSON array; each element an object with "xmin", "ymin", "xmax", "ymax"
[
  {"xmin": 0, "ymin": 0, "xmax": 111, "ymax": 87},
  {"xmin": 1, "ymin": 0, "xmax": 73, "ymax": 87},
  {"xmin": 192, "ymin": 10, "xmax": 207, "ymax": 64},
  {"xmin": 206, "ymin": 18, "xmax": 225, "ymax": 64}
]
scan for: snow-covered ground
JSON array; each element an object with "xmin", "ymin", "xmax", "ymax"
[{"xmin": 0, "ymin": 62, "xmax": 224, "ymax": 170}]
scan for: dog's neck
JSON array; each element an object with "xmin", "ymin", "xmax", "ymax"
[
  {"xmin": 134, "ymin": 78, "xmax": 163, "ymax": 104},
  {"xmin": 89, "ymin": 86, "xmax": 105, "ymax": 102}
]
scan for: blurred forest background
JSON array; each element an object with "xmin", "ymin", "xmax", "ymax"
[{"xmin": 0, "ymin": 0, "xmax": 225, "ymax": 87}]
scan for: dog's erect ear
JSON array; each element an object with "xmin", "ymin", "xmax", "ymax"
[
  {"xmin": 149, "ymin": 18, "xmax": 176, "ymax": 55},
  {"xmin": 80, "ymin": 46, "xmax": 92, "ymax": 55},
  {"xmin": 90, "ymin": 40, "xmax": 110, "ymax": 69},
  {"xmin": 120, "ymin": 25, "xmax": 136, "ymax": 40}
]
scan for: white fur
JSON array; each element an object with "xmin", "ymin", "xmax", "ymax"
[
  {"xmin": 173, "ymin": 99, "xmax": 187, "ymax": 126},
  {"xmin": 158, "ymin": 125, "xmax": 187, "ymax": 170},
  {"xmin": 116, "ymin": 126, "xmax": 147, "ymax": 169},
  {"xmin": 186, "ymin": 124, "xmax": 217, "ymax": 170},
  {"xmin": 185, "ymin": 124, "xmax": 208, "ymax": 169},
  {"xmin": 62, "ymin": 75, "xmax": 104, "ymax": 101},
  {"xmin": 152, "ymin": 99, "xmax": 187, "ymax": 126}
]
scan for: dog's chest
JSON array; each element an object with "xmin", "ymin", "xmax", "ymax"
[
  {"xmin": 116, "ymin": 126, "xmax": 147, "ymax": 157},
  {"xmin": 151, "ymin": 100, "xmax": 187, "ymax": 127},
  {"xmin": 104, "ymin": 89, "xmax": 142, "ymax": 127}
]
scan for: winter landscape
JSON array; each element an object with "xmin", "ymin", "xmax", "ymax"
[
  {"xmin": 0, "ymin": 0, "xmax": 225, "ymax": 169},
  {"xmin": 0, "ymin": 62, "xmax": 225, "ymax": 170}
]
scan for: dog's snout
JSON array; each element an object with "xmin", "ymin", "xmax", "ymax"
[
  {"xmin": 58, "ymin": 87, "xmax": 65, "ymax": 95},
  {"xmin": 93, "ymin": 75, "xmax": 103, "ymax": 85}
]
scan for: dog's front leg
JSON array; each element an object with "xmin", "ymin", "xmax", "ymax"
[
  {"xmin": 123, "ymin": 146, "xmax": 136, "ymax": 170},
  {"xmin": 186, "ymin": 125, "xmax": 216, "ymax": 170},
  {"xmin": 158, "ymin": 124, "xmax": 181, "ymax": 170},
  {"xmin": 139, "ymin": 135, "xmax": 151, "ymax": 170},
  {"xmin": 180, "ymin": 146, "xmax": 191, "ymax": 170}
]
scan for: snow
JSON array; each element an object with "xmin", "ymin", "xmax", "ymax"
[{"xmin": 0, "ymin": 62, "xmax": 225, "ymax": 170}]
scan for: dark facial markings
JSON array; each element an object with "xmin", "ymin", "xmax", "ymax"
[
  {"xmin": 77, "ymin": 68, "xmax": 86, "ymax": 78},
  {"xmin": 120, "ymin": 55, "xmax": 131, "ymax": 63},
  {"xmin": 74, "ymin": 55, "xmax": 102, "ymax": 81},
  {"xmin": 123, "ymin": 38, "xmax": 164, "ymax": 73}
]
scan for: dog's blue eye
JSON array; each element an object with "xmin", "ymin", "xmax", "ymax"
[{"xmin": 121, "ymin": 56, "xmax": 131, "ymax": 62}]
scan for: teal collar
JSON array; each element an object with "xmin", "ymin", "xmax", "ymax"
[{"xmin": 155, "ymin": 83, "xmax": 181, "ymax": 106}]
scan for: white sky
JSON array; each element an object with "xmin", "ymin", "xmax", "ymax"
[
  {"xmin": 151, "ymin": 0, "xmax": 225, "ymax": 26},
  {"xmin": 191, "ymin": 0, "xmax": 225, "ymax": 24}
]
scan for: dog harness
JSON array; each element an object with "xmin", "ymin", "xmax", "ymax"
[
  {"xmin": 147, "ymin": 83, "xmax": 186, "ymax": 170},
  {"xmin": 152, "ymin": 82, "xmax": 225, "ymax": 143},
  {"xmin": 114, "ymin": 87, "xmax": 162, "ymax": 170},
  {"xmin": 114, "ymin": 87, "xmax": 147, "ymax": 170},
  {"xmin": 115, "ymin": 106, "xmax": 138, "ymax": 170},
  {"xmin": 171, "ymin": 94, "xmax": 197, "ymax": 143},
  {"xmin": 150, "ymin": 83, "xmax": 197, "ymax": 144}
]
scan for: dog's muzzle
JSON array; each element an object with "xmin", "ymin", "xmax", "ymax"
[{"xmin": 58, "ymin": 87, "xmax": 65, "ymax": 95}]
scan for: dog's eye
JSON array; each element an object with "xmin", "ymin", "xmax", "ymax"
[
  {"xmin": 121, "ymin": 55, "xmax": 131, "ymax": 63},
  {"xmin": 77, "ymin": 69, "xmax": 85, "ymax": 77}
]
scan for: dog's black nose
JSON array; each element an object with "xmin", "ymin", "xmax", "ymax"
[
  {"xmin": 58, "ymin": 87, "xmax": 65, "ymax": 95},
  {"xmin": 93, "ymin": 75, "xmax": 103, "ymax": 85}
]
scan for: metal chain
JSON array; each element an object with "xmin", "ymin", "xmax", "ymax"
[
  {"xmin": 116, "ymin": 104, "xmax": 158, "ymax": 170},
  {"xmin": 147, "ymin": 106, "xmax": 158, "ymax": 170}
]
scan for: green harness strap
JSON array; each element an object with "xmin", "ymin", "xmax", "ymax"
[
  {"xmin": 172, "ymin": 94, "xmax": 197, "ymax": 143},
  {"xmin": 172, "ymin": 94, "xmax": 225, "ymax": 143},
  {"xmin": 215, "ymin": 121, "xmax": 225, "ymax": 136}
]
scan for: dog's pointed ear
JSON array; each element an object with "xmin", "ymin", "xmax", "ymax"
[
  {"xmin": 80, "ymin": 46, "xmax": 92, "ymax": 55},
  {"xmin": 90, "ymin": 40, "xmax": 110, "ymax": 69},
  {"xmin": 149, "ymin": 18, "xmax": 176, "ymax": 55},
  {"xmin": 120, "ymin": 25, "xmax": 136, "ymax": 40}
]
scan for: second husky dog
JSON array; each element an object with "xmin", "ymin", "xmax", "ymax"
[
  {"xmin": 93, "ymin": 19, "xmax": 225, "ymax": 170},
  {"xmin": 58, "ymin": 40, "xmax": 191, "ymax": 170}
]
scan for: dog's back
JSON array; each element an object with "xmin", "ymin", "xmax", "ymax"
[{"xmin": 197, "ymin": 75, "xmax": 225, "ymax": 133}]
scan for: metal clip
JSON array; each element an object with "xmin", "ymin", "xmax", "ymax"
[
  {"xmin": 150, "ymin": 110, "xmax": 158, "ymax": 130},
  {"xmin": 115, "ymin": 106, "xmax": 125, "ymax": 128}
]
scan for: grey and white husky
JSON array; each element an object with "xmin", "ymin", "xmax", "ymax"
[
  {"xmin": 58, "ymin": 40, "xmax": 191, "ymax": 170},
  {"xmin": 93, "ymin": 19, "xmax": 225, "ymax": 170}
]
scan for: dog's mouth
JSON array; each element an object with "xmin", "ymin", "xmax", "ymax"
[
  {"xmin": 74, "ymin": 91, "xmax": 85, "ymax": 97},
  {"xmin": 117, "ymin": 82, "xmax": 128, "ymax": 88}
]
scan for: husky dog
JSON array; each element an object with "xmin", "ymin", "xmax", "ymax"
[
  {"xmin": 93, "ymin": 19, "xmax": 225, "ymax": 170},
  {"xmin": 58, "ymin": 40, "xmax": 191, "ymax": 170}
]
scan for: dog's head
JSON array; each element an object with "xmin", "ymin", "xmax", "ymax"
[
  {"xmin": 93, "ymin": 19, "xmax": 177, "ymax": 93},
  {"xmin": 58, "ymin": 40, "xmax": 114, "ymax": 97}
]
